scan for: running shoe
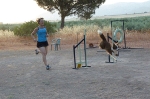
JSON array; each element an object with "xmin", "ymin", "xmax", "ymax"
[
  {"xmin": 46, "ymin": 65, "xmax": 51, "ymax": 70},
  {"xmin": 35, "ymin": 49, "xmax": 39, "ymax": 55}
]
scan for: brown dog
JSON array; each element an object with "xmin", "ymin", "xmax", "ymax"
[{"xmin": 98, "ymin": 30, "xmax": 118, "ymax": 59}]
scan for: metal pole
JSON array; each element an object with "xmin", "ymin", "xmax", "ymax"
[
  {"xmin": 107, "ymin": 33, "xmax": 111, "ymax": 62},
  {"xmin": 82, "ymin": 29, "xmax": 91, "ymax": 68},
  {"xmin": 77, "ymin": 32, "xmax": 78, "ymax": 44},
  {"xmin": 111, "ymin": 21, "xmax": 115, "ymax": 62},
  {"xmin": 110, "ymin": 21, "xmax": 113, "ymax": 62},
  {"xmin": 111, "ymin": 21, "xmax": 113, "ymax": 35},
  {"xmin": 78, "ymin": 45, "xmax": 81, "ymax": 64},
  {"xmin": 84, "ymin": 35, "xmax": 87, "ymax": 67},
  {"xmin": 123, "ymin": 21, "xmax": 126, "ymax": 48},
  {"xmin": 84, "ymin": 29, "xmax": 87, "ymax": 67},
  {"xmin": 73, "ymin": 45, "xmax": 76, "ymax": 69}
]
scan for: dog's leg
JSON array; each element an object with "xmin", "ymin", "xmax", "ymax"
[
  {"xmin": 109, "ymin": 53, "xmax": 117, "ymax": 61},
  {"xmin": 107, "ymin": 52, "xmax": 117, "ymax": 61}
]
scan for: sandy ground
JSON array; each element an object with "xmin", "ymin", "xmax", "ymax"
[{"xmin": 0, "ymin": 46, "xmax": 150, "ymax": 99}]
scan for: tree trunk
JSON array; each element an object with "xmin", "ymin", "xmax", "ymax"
[{"xmin": 60, "ymin": 16, "xmax": 65, "ymax": 29}]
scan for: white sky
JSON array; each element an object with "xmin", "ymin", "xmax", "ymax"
[
  {"xmin": 104, "ymin": 0, "xmax": 149, "ymax": 5},
  {"xmin": 0, "ymin": 0, "xmax": 149, "ymax": 23}
]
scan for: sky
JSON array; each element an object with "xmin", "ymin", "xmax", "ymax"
[{"xmin": 0, "ymin": 0, "xmax": 149, "ymax": 24}]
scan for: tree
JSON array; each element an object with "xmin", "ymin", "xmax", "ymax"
[
  {"xmin": 34, "ymin": 0, "xmax": 106, "ymax": 28},
  {"xmin": 77, "ymin": 4, "xmax": 96, "ymax": 20}
]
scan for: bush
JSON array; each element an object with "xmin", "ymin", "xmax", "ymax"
[
  {"xmin": 13, "ymin": 21, "xmax": 57, "ymax": 36},
  {"xmin": 0, "ymin": 24, "xmax": 20, "ymax": 31}
]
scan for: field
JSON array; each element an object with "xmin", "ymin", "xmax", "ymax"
[
  {"xmin": 0, "ymin": 16, "xmax": 150, "ymax": 98},
  {"xmin": 0, "ymin": 45, "xmax": 150, "ymax": 99},
  {"xmin": 0, "ymin": 31, "xmax": 150, "ymax": 99},
  {"xmin": 0, "ymin": 25, "xmax": 150, "ymax": 50},
  {"xmin": 91, "ymin": 12, "xmax": 150, "ymax": 20}
]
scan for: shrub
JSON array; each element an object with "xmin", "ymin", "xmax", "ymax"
[{"xmin": 13, "ymin": 21, "xmax": 57, "ymax": 36}]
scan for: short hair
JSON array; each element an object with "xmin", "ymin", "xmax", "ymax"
[{"xmin": 36, "ymin": 18, "xmax": 44, "ymax": 24}]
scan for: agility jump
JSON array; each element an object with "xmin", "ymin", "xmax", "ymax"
[
  {"xmin": 98, "ymin": 30, "xmax": 119, "ymax": 62},
  {"xmin": 73, "ymin": 30, "xmax": 91, "ymax": 69},
  {"xmin": 97, "ymin": 20, "xmax": 125, "ymax": 63},
  {"xmin": 98, "ymin": 29, "xmax": 124, "ymax": 62}
]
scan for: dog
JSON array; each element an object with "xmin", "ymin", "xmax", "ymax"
[{"xmin": 97, "ymin": 30, "xmax": 118, "ymax": 60}]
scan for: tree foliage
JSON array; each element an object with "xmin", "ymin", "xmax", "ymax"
[
  {"xmin": 34, "ymin": 0, "xmax": 106, "ymax": 28},
  {"xmin": 0, "ymin": 24, "xmax": 20, "ymax": 31},
  {"xmin": 13, "ymin": 21, "xmax": 56, "ymax": 36},
  {"xmin": 1, "ymin": 15, "xmax": 149, "ymax": 35}
]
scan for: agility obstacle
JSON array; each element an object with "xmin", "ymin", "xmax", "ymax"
[
  {"xmin": 111, "ymin": 20, "xmax": 126, "ymax": 48},
  {"xmin": 73, "ymin": 30, "xmax": 91, "ymax": 69},
  {"xmin": 105, "ymin": 33, "xmax": 119, "ymax": 63},
  {"xmin": 104, "ymin": 20, "xmax": 126, "ymax": 63}
]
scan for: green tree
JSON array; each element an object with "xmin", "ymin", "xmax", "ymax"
[
  {"xmin": 13, "ymin": 21, "xmax": 56, "ymax": 36},
  {"xmin": 34, "ymin": 0, "xmax": 105, "ymax": 28}
]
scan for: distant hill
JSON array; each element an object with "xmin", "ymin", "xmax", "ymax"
[
  {"xmin": 39, "ymin": 1, "xmax": 150, "ymax": 21},
  {"xmin": 94, "ymin": 1, "xmax": 150, "ymax": 16}
]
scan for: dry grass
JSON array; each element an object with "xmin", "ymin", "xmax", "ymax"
[
  {"xmin": 0, "ymin": 26, "xmax": 150, "ymax": 51},
  {"xmin": 53, "ymin": 25, "xmax": 150, "ymax": 48},
  {"xmin": 53, "ymin": 25, "xmax": 109, "ymax": 45},
  {"xmin": 0, "ymin": 30, "xmax": 35, "ymax": 50},
  {"xmin": 124, "ymin": 30, "xmax": 150, "ymax": 48},
  {"xmin": 0, "ymin": 30, "xmax": 14, "ymax": 36}
]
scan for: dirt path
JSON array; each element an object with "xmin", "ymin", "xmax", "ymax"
[{"xmin": 0, "ymin": 48, "xmax": 150, "ymax": 99}]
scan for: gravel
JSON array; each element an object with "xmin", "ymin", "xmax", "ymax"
[{"xmin": 0, "ymin": 48, "xmax": 150, "ymax": 99}]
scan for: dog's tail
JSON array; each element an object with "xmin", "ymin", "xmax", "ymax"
[{"xmin": 97, "ymin": 30, "xmax": 107, "ymax": 41}]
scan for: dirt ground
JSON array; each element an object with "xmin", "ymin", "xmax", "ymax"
[{"xmin": 0, "ymin": 45, "xmax": 150, "ymax": 99}]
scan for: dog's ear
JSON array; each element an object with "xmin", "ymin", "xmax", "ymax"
[
  {"xmin": 97, "ymin": 30, "xmax": 102, "ymax": 34},
  {"xmin": 99, "ymin": 33, "xmax": 107, "ymax": 41}
]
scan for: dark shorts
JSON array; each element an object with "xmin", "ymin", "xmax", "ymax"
[{"xmin": 37, "ymin": 41, "xmax": 49, "ymax": 48}]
